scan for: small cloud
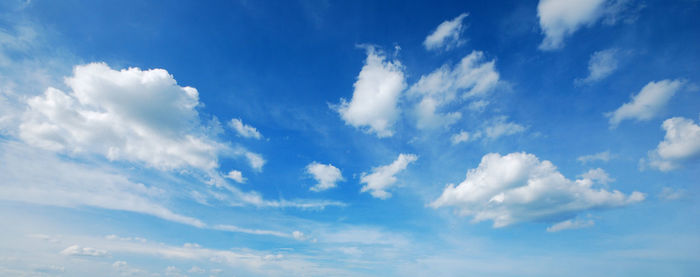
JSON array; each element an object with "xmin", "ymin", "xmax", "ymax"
[
  {"xmin": 188, "ymin": 266, "xmax": 206, "ymax": 274},
  {"xmin": 578, "ymin": 151, "xmax": 613, "ymax": 164},
  {"xmin": 578, "ymin": 168, "xmax": 615, "ymax": 185},
  {"xmin": 575, "ymin": 48, "xmax": 620, "ymax": 85},
  {"xmin": 229, "ymin": 118, "xmax": 263, "ymax": 139},
  {"xmin": 645, "ymin": 116, "xmax": 700, "ymax": 171},
  {"xmin": 226, "ymin": 170, "xmax": 246, "ymax": 183},
  {"xmin": 483, "ymin": 116, "xmax": 526, "ymax": 140},
  {"xmin": 360, "ymin": 154, "xmax": 418, "ymax": 199},
  {"xmin": 658, "ymin": 187, "xmax": 684, "ymax": 201},
  {"xmin": 451, "ymin": 131, "xmax": 472, "ymax": 145},
  {"xmin": 336, "ymin": 46, "xmax": 406, "ymax": 137},
  {"xmin": 60, "ymin": 245, "xmax": 108, "ymax": 257},
  {"xmin": 244, "ymin": 151, "xmax": 266, "ymax": 171},
  {"xmin": 607, "ymin": 79, "xmax": 685, "ymax": 128},
  {"xmin": 547, "ymin": 218, "xmax": 595, "ymax": 232},
  {"xmin": 306, "ymin": 162, "xmax": 343, "ymax": 192},
  {"xmin": 424, "ymin": 13, "xmax": 469, "ymax": 51}
]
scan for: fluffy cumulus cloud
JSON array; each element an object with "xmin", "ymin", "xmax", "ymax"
[
  {"xmin": 424, "ymin": 13, "xmax": 468, "ymax": 51},
  {"xmin": 645, "ymin": 116, "xmax": 700, "ymax": 171},
  {"xmin": 306, "ymin": 162, "xmax": 343, "ymax": 192},
  {"xmin": 576, "ymin": 48, "xmax": 620, "ymax": 84},
  {"xmin": 409, "ymin": 51, "xmax": 500, "ymax": 129},
  {"xmin": 18, "ymin": 62, "xmax": 226, "ymax": 171},
  {"xmin": 360, "ymin": 154, "xmax": 418, "ymax": 199},
  {"xmin": 607, "ymin": 79, "xmax": 685, "ymax": 128},
  {"xmin": 229, "ymin": 118, "xmax": 262, "ymax": 139},
  {"xmin": 538, "ymin": 0, "xmax": 634, "ymax": 50},
  {"xmin": 431, "ymin": 152, "xmax": 644, "ymax": 228},
  {"xmin": 226, "ymin": 170, "xmax": 246, "ymax": 183},
  {"xmin": 337, "ymin": 47, "xmax": 406, "ymax": 137},
  {"xmin": 579, "ymin": 168, "xmax": 615, "ymax": 186}
]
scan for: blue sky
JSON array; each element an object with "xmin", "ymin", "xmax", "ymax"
[{"xmin": 0, "ymin": 0, "xmax": 699, "ymax": 276}]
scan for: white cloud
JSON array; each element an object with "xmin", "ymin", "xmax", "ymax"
[
  {"xmin": 483, "ymin": 116, "xmax": 526, "ymax": 139},
  {"xmin": 18, "ymin": 62, "xmax": 225, "ymax": 171},
  {"xmin": 659, "ymin": 187, "xmax": 684, "ymax": 201},
  {"xmin": 414, "ymin": 97, "xmax": 462, "ymax": 129},
  {"xmin": 409, "ymin": 51, "xmax": 500, "ymax": 129},
  {"xmin": 337, "ymin": 47, "xmax": 406, "ymax": 137},
  {"xmin": 112, "ymin": 261, "xmax": 146, "ymax": 276},
  {"xmin": 431, "ymin": 152, "xmax": 644, "ymax": 228},
  {"xmin": 360, "ymin": 154, "xmax": 418, "ymax": 199},
  {"xmin": 0, "ymin": 140, "xmax": 206, "ymax": 228},
  {"xmin": 424, "ymin": 13, "xmax": 468, "ymax": 51},
  {"xmin": 645, "ymin": 116, "xmax": 700, "ymax": 171},
  {"xmin": 188, "ymin": 266, "xmax": 206, "ymax": 274},
  {"xmin": 537, "ymin": 0, "xmax": 634, "ymax": 50},
  {"xmin": 546, "ymin": 218, "xmax": 595, "ymax": 232},
  {"xmin": 229, "ymin": 118, "xmax": 262, "ymax": 139},
  {"xmin": 306, "ymin": 162, "xmax": 343, "ymax": 192},
  {"xmin": 243, "ymin": 150, "xmax": 266, "ymax": 171},
  {"xmin": 579, "ymin": 168, "xmax": 615, "ymax": 185},
  {"xmin": 226, "ymin": 170, "xmax": 246, "ymax": 183},
  {"xmin": 60, "ymin": 245, "xmax": 108, "ymax": 257},
  {"xmin": 213, "ymin": 224, "xmax": 289, "ymax": 239},
  {"xmin": 292, "ymin": 231, "xmax": 306, "ymax": 241},
  {"xmin": 576, "ymin": 48, "xmax": 619, "ymax": 84},
  {"xmin": 578, "ymin": 151, "xmax": 612, "ymax": 163},
  {"xmin": 105, "ymin": 235, "xmax": 147, "ymax": 243},
  {"xmin": 607, "ymin": 79, "xmax": 685, "ymax": 128},
  {"xmin": 451, "ymin": 131, "xmax": 473, "ymax": 145}
]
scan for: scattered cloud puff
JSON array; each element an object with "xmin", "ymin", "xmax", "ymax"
[
  {"xmin": 188, "ymin": 266, "xmax": 206, "ymax": 274},
  {"xmin": 337, "ymin": 47, "xmax": 406, "ymax": 137},
  {"xmin": 431, "ymin": 152, "xmax": 644, "ymax": 228},
  {"xmin": 578, "ymin": 151, "xmax": 612, "ymax": 163},
  {"xmin": 60, "ymin": 245, "xmax": 108, "ymax": 257},
  {"xmin": 645, "ymin": 116, "xmax": 700, "ymax": 171},
  {"xmin": 18, "ymin": 62, "xmax": 224, "ymax": 171},
  {"xmin": 579, "ymin": 168, "xmax": 615, "ymax": 185},
  {"xmin": 607, "ymin": 79, "xmax": 685, "ymax": 128},
  {"xmin": 112, "ymin": 261, "xmax": 145, "ymax": 276},
  {"xmin": 546, "ymin": 218, "xmax": 595, "ymax": 232},
  {"xmin": 306, "ymin": 162, "xmax": 343, "ymax": 192},
  {"xmin": 409, "ymin": 50, "xmax": 500, "ymax": 129},
  {"xmin": 451, "ymin": 131, "xmax": 474, "ymax": 145},
  {"xmin": 226, "ymin": 170, "xmax": 246, "ymax": 183},
  {"xmin": 450, "ymin": 116, "xmax": 523, "ymax": 145},
  {"xmin": 229, "ymin": 118, "xmax": 262, "ymax": 139},
  {"xmin": 483, "ymin": 116, "xmax": 526, "ymax": 140},
  {"xmin": 360, "ymin": 154, "xmax": 418, "ymax": 199},
  {"xmin": 537, "ymin": 0, "xmax": 635, "ymax": 50},
  {"xmin": 576, "ymin": 48, "xmax": 620, "ymax": 85},
  {"xmin": 658, "ymin": 187, "xmax": 685, "ymax": 201},
  {"xmin": 424, "ymin": 13, "xmax": 468, "ymax": 51},
  {"xmin": 242, "ymin": 150, "xmax": 266, "ymax": 171}
]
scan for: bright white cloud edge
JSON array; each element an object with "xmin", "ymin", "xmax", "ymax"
[
  {"xmin": 360, "ymin": 154, "xmax": 418, "ymax": 199},
  {"xmin": 431, "ymin": 152, "xmax": 644, "ymax": 228},
  {"xmin": 424, "ymin": 13, "xmax": 468, "ymax": 51}
]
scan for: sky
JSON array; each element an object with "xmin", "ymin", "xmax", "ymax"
[{"xmin": 0, "ymin": 0, "xmax": 699, "ymax": 276}]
